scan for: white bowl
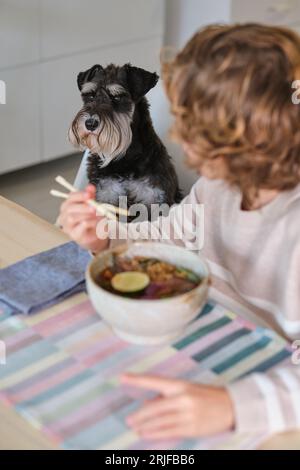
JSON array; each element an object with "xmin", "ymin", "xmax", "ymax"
[{"xmin": 86, "ymin": 242, "xmax": 210, "ymax": 345}]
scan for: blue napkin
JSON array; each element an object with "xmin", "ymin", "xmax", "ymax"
[{"xmin": 0, "ymin": 242, "xmax": 91, "ymax": 315}]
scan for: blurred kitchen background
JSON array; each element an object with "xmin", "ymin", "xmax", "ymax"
[{"xmin": 1, "ymin": 0, "xmax": 300, "ymax": 222}]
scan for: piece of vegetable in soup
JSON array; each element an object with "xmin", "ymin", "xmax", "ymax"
[{"xmin": 96, "ymin": 256, "xmax": 202, "ymax": 299}]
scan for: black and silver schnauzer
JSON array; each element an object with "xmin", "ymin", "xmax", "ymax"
[{"xmin": 69, "ymin": 63, "xmax": 182, "ymax": 217}]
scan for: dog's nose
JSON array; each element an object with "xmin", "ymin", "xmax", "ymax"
[{"xmin": 85, "ymin": 118, "xmax": 99, "ymax": 131}]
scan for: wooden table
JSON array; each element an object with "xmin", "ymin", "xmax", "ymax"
[{"xmin": 0, "ymin": 195, "xmax": 299, "ymax": 450}]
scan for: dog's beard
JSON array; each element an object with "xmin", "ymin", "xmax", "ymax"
[{"xmin": 69, "ymin": 109, "xmax": 133, "ymax": 167}]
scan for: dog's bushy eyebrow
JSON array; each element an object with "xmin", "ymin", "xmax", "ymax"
[
  {"xmin": 106, "ymin": 84, "xmax": 126, "ymax": 96},
  {"xmin": 81, "ymin": 82, "xmax": 97, "ymax": 94}
]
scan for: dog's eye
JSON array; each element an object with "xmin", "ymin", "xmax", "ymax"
[
  {"xmin": 107, "ymin": 92, "xmax": 124, "ymax": 103},
  {"xmin": 82, "ymin": 91, "xmax": 96, "ymax": 100}
]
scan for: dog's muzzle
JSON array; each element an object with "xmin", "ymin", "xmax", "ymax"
[{"xmin": 69, "ymin": 106, "xmax": 134, "ymax": 163}]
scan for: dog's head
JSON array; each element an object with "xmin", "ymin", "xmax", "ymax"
[{"xmin": 69, "ymin": 63, "xmax": 159, "ymax": 167}]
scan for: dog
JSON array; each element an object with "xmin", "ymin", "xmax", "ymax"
[{"xmin": 69, "ymin": 63, "xmax": 182, "ymax": 219}]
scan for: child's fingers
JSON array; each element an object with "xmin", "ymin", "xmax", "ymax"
[
  {"xmin": 126, "ymin": 396, "xmax": 180, "ymax": 427},
  {"xmin": 121, "ymin": 373, "xmax": 186, "ymax": 396},
  {"xmin": 140, "ymin": 424, "xmax": 187, "ymax": 441},
  {"xmin": 58, "ymin": 208, "xmax": 93, "ymax": 230},
  {"xmin": 60, "ymin": 184, "xmax": 96, "ymax": 209},
  {"xmin": 65, "ymin": 203, "xmax": 96, "ymax": 216},
  {"xmin": 61, "ymin": 191, "xmax": 89, "ymax": 208},
  {"xmin": 71, "ymin": 219, "xmax": 98, "ymax": 241},
  {"xmin": 59, "ymin": 193, "xmax": 97, "ymax": 229},
  {"xmin": 134, "ymin": 413, "xmax": 184, "ymax": 437},
  {"xmin": 63, "ymin": 213, "xmax": 97, "ymax": 232},
  {"xmin": 85, "ymin": 184, "xmax": 96, "ymax": 198},
  {"xmin": 59, "ymin": 195, "xmax": 88, "ymax": 218}
]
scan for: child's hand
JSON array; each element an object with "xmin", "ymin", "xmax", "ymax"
[
  {"xmin": 57, "ymin": 184, "xmax": 109, "ymax": 253},
  {"xmin": 121, "ymin": 373, "xmax": 234, "ymax": 440}
]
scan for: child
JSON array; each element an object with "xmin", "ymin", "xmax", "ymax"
[{"xmin": 58, "ymin": 24, "xmax": 300, "ymax": 440}]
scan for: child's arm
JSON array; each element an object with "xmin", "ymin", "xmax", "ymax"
[
  {"xmin": 58, "ymin": 179, "xmax": 205, "ymax": 253},
  {"xmin": 226, "ymin": 358, "xmax": 300, "ymax": 434}
]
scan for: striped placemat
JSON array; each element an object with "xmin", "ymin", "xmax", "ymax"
[{"xmin": 0, "ymin": 298, "xmax": 291, "ymax": 450}]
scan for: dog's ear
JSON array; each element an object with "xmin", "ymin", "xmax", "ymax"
[
  {"xmin": 125, "ymin": 64, "xmax": 159, "ymax": 101},
  {"xmin": 77, "ymin": 64, "xmax": 103, "ymax": 91}
]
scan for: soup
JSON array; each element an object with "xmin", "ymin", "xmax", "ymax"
[{"xmin": 96, "ymin": 255, "xmax": 202, "ymax": 299}]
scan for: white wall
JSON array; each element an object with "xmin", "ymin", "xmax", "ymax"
[
  {"xmin": 149, "ymin": 0, "xmax": 231, "ymax": 194},
  {"xmin": 165, "ymin": 0, "xmax": 231, "ymax": 48}
]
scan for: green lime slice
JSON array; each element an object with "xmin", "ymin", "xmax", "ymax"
[{"xmin": 111, "ymin": 271, "xmax": 150, "ymax": 293}]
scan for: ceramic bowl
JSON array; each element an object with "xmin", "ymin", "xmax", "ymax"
[{"xmin": 86, "ymin": 242, "xmax": 210, "ymax": 345}]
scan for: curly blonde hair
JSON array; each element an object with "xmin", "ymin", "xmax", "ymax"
[{"xmin": 162, "ymin": 23, "xmax": 300, "ymax": 200}]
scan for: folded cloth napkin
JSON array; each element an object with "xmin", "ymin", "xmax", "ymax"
[{"xmin": 0, "ymin": 242, "xmax": 91, "ymax": 315}]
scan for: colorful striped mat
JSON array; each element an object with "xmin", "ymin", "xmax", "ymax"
[{"xmin": 0, "ymin": 298, "xmax": 291, "ymax": 450}]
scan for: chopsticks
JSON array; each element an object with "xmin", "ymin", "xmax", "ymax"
[{"xmin": 50, "ymin": 175, "xmax": 128, "ymax": 220}]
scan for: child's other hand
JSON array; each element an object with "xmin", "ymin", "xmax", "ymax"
[
  {"xmin": 121, "ymin": 373, "xmax": 234, "ymax": 440},
  {"xmin": 57, "ymin": 184, "xmax": 109, "ymax": 253}
]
